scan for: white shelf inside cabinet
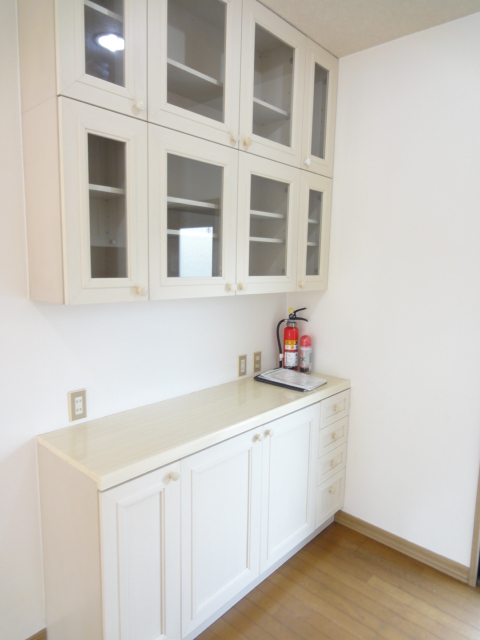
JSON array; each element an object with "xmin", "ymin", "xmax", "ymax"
[
  {"xmin": 167, "ymin": 229, "xmax": 219, "ymax": 239},
  {"xmin": 253, "ymin": 97, "xmax": 289, "ymax": 127},
  {"xmin": 250, "ymin": 209, "xmax": 285, "ymax": 220},
  {"xmin": 167, "ymin": 196, "xmax": 219, "ymax": 213},
  {"xmin": 84, "ymin": 0, "xmax": 123, "ymax": 22},
  {"xmin": 308, "ymin": 218, "xmax": 320, "ymax": 224},
  {"xmin": 306, "ymin": 241, "xmax": 318, "ymax": 247},
  {"xmin": 167, "ymin": 58, "xmax": 223, "ymax": 104},
  {"xmin": 89, "ymin": 184, "xmax": 126, "ymax": 199},
  {"xmin": 249, "ymin": 237, "xmax": 285, "ymax": 244}
]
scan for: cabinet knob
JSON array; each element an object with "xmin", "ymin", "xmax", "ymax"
[
  {"xmin": 330, "ymin": 459, "xmax": 337, "ymax": 468},
  {"xmin": 265, "ymin": 428, "xmax": 274, "ymax": 437},
  {"xmin": 253, "ymin": 433, "xmax": 263, "ymax": 443},
  {"xmin": 333, "ymin": 404, "xmax": 340, "ymax": 413},
  {"xmin": 304, "ymin": 158, "xmax": 312, "ymax": 166},
  {"xmin": 243, "ymin": 136, "xmax": 252, "ymax": 147},
  {"xmin": 329, "ymin": 486, "xmax": 336, "ymax": 494},
  {"xmin": 134, "ymin": 100, "xmax": 146, "ymax": 111},
  {"xmin": 226, "ymin": 283, "xmax": 237, "ymax": 292},
  {"xmin": 299, "ymin": 281, "xmax": 304, "ymax": 288},
  {"xmin": 169, "ymin": 471, "xmax": 180, "ymax": 481},
  {"xmin": 136, "ymin": 286, "xmax": 147, "ymax": 296},
  {"xmin": 230, "ymin": 133, "xmax": 238, "ymax": 143},
  {"xmin": 331, "ymin": 432, "xmax": 337, "ymax": 440},
  {"xmin": 237, "ymin": 283, "xmax": 246, "ymax": 291}
]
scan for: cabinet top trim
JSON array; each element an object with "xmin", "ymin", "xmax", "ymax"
[{"xmin": 37, "ymin": 374, "xmax": 350, "ymax": 491}]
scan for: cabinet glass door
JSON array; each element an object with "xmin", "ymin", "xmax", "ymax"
[
  {"xmin": 57, "ymin": 0, "xmax": 147, "ymax": 118},
  {"xmin": 148, "ymin": 0, "xmax": 242, "ymax": 147},
  {"xmin": 239, "ymin": 0, "xmax": 306, "ymax": 168},
  {"xmin": 297, "ymin": 172, "xmax": 332, "ymax": 292},
  {"xmin": 237, "ymin": 154, "xmax": 299, "ymax": 294},
  {"xmin": 60, "ymin": 98, "xmax": 148, "ymax": 304},
  {"xmin": 302, "ymin": 40, "xmax": 338, "ymax": 177},
  {"xmin": 149, "ymin": 126, "xmax": 238, "ymax": 299}
]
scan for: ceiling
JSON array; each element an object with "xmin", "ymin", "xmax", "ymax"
[{"xmin": 259, "ymin": 0, "xmax": 480, "ymax": 57}]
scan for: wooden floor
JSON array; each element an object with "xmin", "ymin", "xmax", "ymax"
[{"xmin": 197, "ymin": 522, "xmax": 480, "ymax": 640}]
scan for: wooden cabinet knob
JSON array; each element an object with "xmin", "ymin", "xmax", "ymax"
[
  {"xmin": 230, "ymin": 133, "xmax": 238, "ymax": 143},
  {"xmin": 330, "ymin": 459, "xmax": 337, "ymax": 468},
  {"xmin": 329, "ymin": 486, "xmax": 335, "ymax": 494},
  {"xmin": 331, "ymin": 432, "xmax": 337, "ymax": 440},
  {"xmin": 253, "ymin": 433, "xmax": 263, "ymax": 443},
  {"xmin": 299, "ymin": 281, "xmax": 304, "ymax": 288},
  {"xmin": 265, "ymin": 429, "xmax": 274, "ymax": 437},
  {"xmin": 134, "ymin": 100, "xmax": 146, "ymax": 111},
  {"xmin": 304, "ymin": 158, "xmax": 312, "ymax": 166},
  {"xmin": 243, "ymin": 136, "xmax": 252, "ymax": 147},
  {"xmin": 169, "ymin": 471, "xmax": 180, "ymax": 481},
  {"xmin": 136, "ymin": 286, "xmax": 147, "ymax": 296}
]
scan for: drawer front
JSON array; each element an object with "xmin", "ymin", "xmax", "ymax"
[
  {"xmin": 318, "ymin": 416, "xmax": 348, "ymax": 457},
  {"xmin": 321, "ymin": 390, "xmax": 350, "ymax": 426},
  {"xmin": 316, "ymin": 469, "xmax": 345, "ymax": 527},
  {"xmin": 317, "ymin": 443, "xmax": 347, "ymax": 486}
]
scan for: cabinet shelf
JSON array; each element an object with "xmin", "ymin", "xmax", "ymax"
[
  {"xmin": 307, "ymin": 241, "xmax": 318, "ymax": 247},
  {"xmin": 167, "ymin": 59, "xmax": 223, "ymax": 104},
  {"xmin": 167, "ymin": 229, "xmax": 219, "ymax": 239},
  {"xmin": 249, "ymin": 236, "xmax": 285, "ymax": 244},
  {"xmin": 167, "ymin": 196, "xmax": 220, "ymax": 213},
  {"xmin": 250, "ymin": 209, "xmax": 285, "ymax": 220},
  {"xmin": 253, "ymin": 97, "xmax": 289, "ymax": 127},
  {"xmin": 89, "ymin": 184, "xmax": 126, "ymax": 199},
  {"xmin": 84, "ymin": 0, "xmax": 123, "ymax": 22},
  {"xmin": 308, "ymin": 218, "xmax": 319, "ymax": 224}
]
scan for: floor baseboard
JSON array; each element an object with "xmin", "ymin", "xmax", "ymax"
[
  {"xmin": 335, "ymin": 510, "xmax": 470, "ymax": 584},
  {"xmin": 27, "ymin": 630, "xmax": 46, "ymax": 640}
]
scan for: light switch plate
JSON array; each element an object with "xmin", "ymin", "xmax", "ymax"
[
  {"xmin": 253, "ymin": 351, "xmax": 261, "ymax": 373},
  {"xmin": 68, "ymin": 389, "xmax": 87, "ymax": 421},
  {"xmin": 238, "ymin": 355, "xmax": 247, "ymax": 377}
]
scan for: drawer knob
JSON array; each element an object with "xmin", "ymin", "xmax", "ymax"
[
  {"xmin": 329, "ymin": 486, "xmax": 336, "ymax": 494},
  {"xmin": 136, "ymin": 286, "xmax": 147, "ymax": 296},
  {"xmin": 331, "ymin": 432, "xmax": 337, "ymax": 440},
  {"xmin": 134, "ymin": 100, "xmax": 146, "ymax": 111},
  {"xmin": 330, "ymin": 459, "xmax": 337, "ymax": 468},
  {"xmin": 226, "ymin": 283, "xmax": 237, "ymax": 292},
  {"xmin": 169, "ymin": 471, "xmax": 180, "ymax": 481},
  {"xmin": 333, "ymin": 404, "xmax": 340, "ymax": 413},
  {"xmin": 304, "ymin": 157, "xmax": 312, "ymax": 166},
  {"xmin": 244, "ymin": 136, "xmax": 252, "ymax": 147},
  {"xmin": 253, "ymin": 433, "xmax": 263, "ymax": 442},
  {"xmin": 265, "ymin": 428, "xmax": 274, "ymax": 437},
  {"xmin": 230, "ymin": 132, "xmax": 238, "ymax": 143},
  {"xmin": 238, "ymin": 282, "xmax": 246, "ymax": 291},
  {"xmin": 299, "ymin": 281, "xmax": 304, "ymax": 288}
]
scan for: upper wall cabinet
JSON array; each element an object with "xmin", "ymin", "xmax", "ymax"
[
  {"xmin": 18, "ymin": 0, "xmax": 147, "ymax": 119},
  {"xmin": 148, "ymin": 0, "xmax": 242, "ymax": 147},
  {"xmin": 239, "ymin": 0, "xmax": 306, "ymax": 168},
  {"xmin": 301, "ymin": 40, "xmax": 338, "ymax": 178}
]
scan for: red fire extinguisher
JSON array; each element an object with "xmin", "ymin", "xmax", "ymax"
[{"xmin": 276, "ymin": 308, "xmax": 308, "ymax": 370}]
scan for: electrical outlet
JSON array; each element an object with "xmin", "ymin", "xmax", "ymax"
[
  {"xmin": 238, "ymin": 355, "xmax": 247, "ymax": 377},
  {"xmin": 253, "ymin": 351, "xmax": 261, "ymax": 373},
  {"xmin": 68, "ymin": 389, "xmax": 87, "ymax": 421}
]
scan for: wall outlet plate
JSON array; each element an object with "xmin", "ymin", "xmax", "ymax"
[
  {"xmin": 238, "ymin": 355, "xmax": 247, "ymax": 377},
  {"xmin": 68, "ymin": 389, "xmax": 87, "ymax": 421},
  {"xmin": 253, "ymin": 351, "xmax": 261, "ymax": 373}
]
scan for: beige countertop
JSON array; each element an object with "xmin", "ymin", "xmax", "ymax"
[{"xmin": 38, "ymin": 373, "xmax": 350, "ymax": 491}]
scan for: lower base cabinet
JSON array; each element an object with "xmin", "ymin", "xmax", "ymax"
[{"xmin": 39, "ymin": 392, "xmax": 349, "ymax": 640}]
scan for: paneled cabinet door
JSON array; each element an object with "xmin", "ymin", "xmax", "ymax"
[
  {"xmin": 149, "ymin": 125, "xmax": 238, "ymax": 299},
  {"xmin": 297, "ymin": 172, "xmax": 332, "ymax": 292},
  {"xmin": 181, "ymin": 429, "xmax": 263, "ymax": 637},
  {"xmin": 260, "ymin": 405, "xmax": 318, "ymax": 572},
  {"xmin": 148, "ymin": 0, "xmax": 242, "ymax": 148},
  {"xmin": 56, "ymin": 0, "xmax": 147, "ymax": 118},
  {"xmin": 60, "ymin": 98, "xmax": 148, "ymax": 304},
  {"xmin": 101, "ymin": 463, "xmax": 181, "ymax": 640},
  {"xmin": 239, "ymin": 0, "xmax": 306, "ymax": 168},
  {"xmin": 301, "ymin": 40, "xmax": 338, "ymax": 178},
  {"xmin": 237, "ymin": 153, "xmax": 300, "ymax": 294}
]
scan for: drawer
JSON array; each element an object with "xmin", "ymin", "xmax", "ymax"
[
  {"xmin": 316, "ymin": 469, "xmax": 345, "ymax": 527},
  {"xmin": 321, "ymin": 390, "xmax": 350, "ymax": 427},
  {"xmin": 318, "ymin": 416, "xmax": 348, "ymax": 457},
  {"xmin": 317, "ymin": 443, "xmax": 347, "ymax": 486}
]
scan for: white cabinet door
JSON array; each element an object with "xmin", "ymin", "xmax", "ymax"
[
  {"xmin": 149, "ymin": 125, "xmax": 238, "ymax": 299},
  {"xmin": 101, "ymin": 463, "xmax": 181, "ymax": 640},
  {"xmin": 148, "ymin": 0, "xmax": 242, "ymax": 148},
  {"xmin": 181, "ymin": 428, "xmax": 263, "ymax": 637},
  {"xmin": 301, "ymin": 40, "xmax": 338, "ymax": 178},
  {"xmin": 239, "ymin": 0, "xmax": 306, "ymax": 168},
  {"xmin": 296, "ymin": 171, "xmax": 332, "ymax": 292},
  {"xmin": 56, "ymin": 0, "xmax": 147, "ymax": 118},
  {"xmin": 60, "ymin": 98, "xmax": 149, "ymax": 304},
  {"xmin": 260, "ymin": 405, "xmax": 318, "ymax": 572},
  {"xmin": 236, "ymin": 153, "xmax": 300, "ymax": 294}
]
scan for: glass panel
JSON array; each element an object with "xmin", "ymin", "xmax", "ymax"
[
  {"xmin": 167, "ymin": 154, "xmax": 223, "ymax": 278},
  {"xmin": 253, "ymin": 25, "xmax": 293, "ymax": 147},
  {"xmin": 249, "ymin": 175, "xmax": 288, "ymax": 277},
  {"xmin": 306, "ymin": 190, "xmax": 323, "ymax": 277},
  {"xmin": 88, "ymin": 134, "xmax": 127, "ymax": 279},
  {"xmin": 167, "ymin": 0, "xmax": 226, "ymax": 123},
  {"xmin": 84, "ymin": 0, "xmax": 125, "ymax": 86},
  {"xmin": 311, "ymin": 64, "xmax": 328, "ymax": 159}
]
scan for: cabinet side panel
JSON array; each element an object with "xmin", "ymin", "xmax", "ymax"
[
  {"xmin": 17, "ymin": 0, "xmax": 57, "ymax": 113},
  {"xmin": 37, "ymin": 445, "xmax": 103, "ymax": 640},
  {"xmin": 22, "ymin": 98, "xmax": 65, "ymax": 303}
]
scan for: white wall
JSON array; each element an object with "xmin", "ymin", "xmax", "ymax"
[
  {"xmin": 0, "ymin": 3, "xmax": 286, "ymax": 638},
  {"xmin": 293, "ymin": 12, "xmax": 480, "ymax": 566}
]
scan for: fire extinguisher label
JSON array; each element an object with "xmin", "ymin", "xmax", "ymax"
[
  {"xmin": 285, "ymin": 351, "xmax": 298, "ymax": 367},
  {"xmin": 284, "ymin": 340, "xmax": 298, "ymax": 351}
]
